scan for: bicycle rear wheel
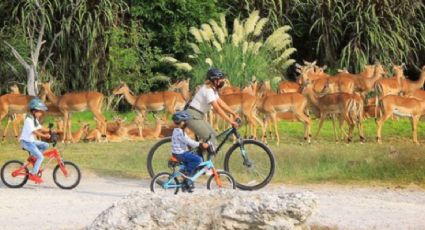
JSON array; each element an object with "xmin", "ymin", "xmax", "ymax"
[
  {"xmin": 53, "ymin": 161, "xmax": 81, "ymax": 189},
  {"xmin": 206, "ymin": 170, "xmax": 236, "ymax": 190},
  {"xmin": 224, "ymin": 139, "xmax": 275, "ymax": 190},
  {"xmin": 1, "ymin": 160, "xmax": 29, "ymax": 188},
  {"xmin": 147, "ymin": 137, "xmax": 173, "ymax": 178},
  {"xmin": 150, "ymin": 172, "xmax": 180, "ymax": 195}
]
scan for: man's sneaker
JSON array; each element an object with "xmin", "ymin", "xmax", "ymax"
[{"xmin": 28, "ymin": 173, "xmax": 43, "ymax": 184}]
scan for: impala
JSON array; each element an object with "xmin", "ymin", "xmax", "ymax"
[
  {"xmin": 259, "ymin": 92, "xmax": 311, "ymax": 145},
  {"xmin": 400, "ymin": 66, "xmax": 425, "ymax": 95},
  {"xmin": 220, "ymin": 92, "xmax": 263, "ymax": 139},
  {"xmin": 374, "ymin": 65, "xmax": 406, "ymax": 116},
  {"xmin": 112, "ymin": 82, "xmax": 181, "ymax": 121},
  {"xmin": 39, "ymin": 82, "xmax": 106, "ymax": 142},
  {"xmin": 278, "ymin": 81, "xmax": 300, "ymax": 93},
  {"xmin": 2, "ymin": 84, "xmax": 24, "ymax": 141},
  {"xmin": 376, "ymin": 95, "xmax": 425, "ymax": 144},
  {"xmin": 302, "ymin": 80, "xmax": 365, "ymax": 143}
]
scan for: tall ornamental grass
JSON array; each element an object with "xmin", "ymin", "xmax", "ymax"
[{"xmin": 164, "ymin": 10, "xmax": 296, "ymax": 89}]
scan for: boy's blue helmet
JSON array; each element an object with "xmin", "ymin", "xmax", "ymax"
[
  {"xmin": 172, "ymin": 111, "xmax": 192, "ymax": 123},
  {"xmin": 29, "ymin": 97, "xmax": 48, "ymax": 111},
  {"xmin": 207, "ymin": 68, "xmax": 225, "ymax": 81}
]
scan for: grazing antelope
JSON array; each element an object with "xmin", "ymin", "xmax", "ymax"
[
  {"xmin": 376, "ymin": 95, "xmax": 425, "ymax": 144},
  {"xmin": 39, "ymin": 82, "xmax": 106, "ymax": 142}
]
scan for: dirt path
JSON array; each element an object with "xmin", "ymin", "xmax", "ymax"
[{"xmin": 1, "ymin": 174, "xmax": 425, "ymax": 230}]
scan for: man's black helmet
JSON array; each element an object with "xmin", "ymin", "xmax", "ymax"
[{"xmin": 206, "ymin": 68, "xmax": 225, "ymax": 81}]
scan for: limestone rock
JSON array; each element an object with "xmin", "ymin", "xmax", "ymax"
[{"xmin": 89, "ymin": 190, "xmax": 317, "ymax": 230}]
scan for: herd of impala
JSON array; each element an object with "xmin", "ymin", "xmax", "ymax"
[{"xmin": 1, "ymin": 62, "xmax": 425, "ymax": 145}]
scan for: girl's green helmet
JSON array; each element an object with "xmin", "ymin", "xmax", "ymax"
[{"xmin": 29, "ymin": 97, "xmax": 47, "ymax": 111}]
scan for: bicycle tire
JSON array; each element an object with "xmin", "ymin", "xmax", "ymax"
[
  {"xmin": 53, "ymin": 161, "xmax": 81, "ymax": 189},
  {"xmin": 224, "ymin": 139, "xmax": 275, "ymax": 190},
  {"xmin": 150, "ymin": 172, "xmax": 180, "ymax": 195},
  {"xmin": 206, "ymin": 170, "xmax": 236, "ymax": 190},
  {"xmin": 147, "ymin": 137, "xmax": 172, "ymax": 178},
  {"xmin": 1, "ymin": 160, "xmax": 29, "ymax": 188}
]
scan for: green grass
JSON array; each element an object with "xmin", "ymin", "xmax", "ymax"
[{"xmin": 1, "ymin": 111, "xmax": 425, "ymax": 186}]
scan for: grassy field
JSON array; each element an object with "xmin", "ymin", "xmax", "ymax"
[{"xmin": 1, "ymin": 111, "xmax": 425, "ymax": 187}]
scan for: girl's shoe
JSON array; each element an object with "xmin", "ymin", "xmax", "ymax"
[{"xmin": 28, "ymin": 173, "xmax": 43, "ymax": 184}]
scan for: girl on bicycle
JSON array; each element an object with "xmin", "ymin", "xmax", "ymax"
[
  {"xmin": 19, "ymin": 98, "xmax": 50, "ymax": 183},
  {"xmin": 185, "ymin": 68, "xmax": 240, "ymax": 147}
]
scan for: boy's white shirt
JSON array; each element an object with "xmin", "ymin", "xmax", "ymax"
[
  {"xmin": 172, "ymin": 128, "xmax": 199, "ymax": 154},
  {"xmin": 20, "ymin": 116, "xmax": 42, "ymax": 142},
  {"xmin": 189, "ymin": 85, "xmax": 219, "ymax": 114}
]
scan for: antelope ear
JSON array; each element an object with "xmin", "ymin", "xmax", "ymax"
[
  {"xmin": 322, "ymin": 65, "xmax": 327, "ymax": 70},
  {"xmin": 312, "ymin": 60, "xmax": 317, "ymax": 66}
]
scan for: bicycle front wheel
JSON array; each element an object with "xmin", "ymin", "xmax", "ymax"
[
  {"xmin": 53, "ymin": 161, "xmax": 81, "ymax": 189},
  {"xmin": 207, "ymin": 170, "xmax": 236, "ymax": 190},
  {"xmin": 1, "ymin": 160, "xmax": 28, "ymax": 188},
  {"xmin": 150, "ymin": 172, "xmax": 180, "ymax": 195},
  {"xmin": 147, "ymin": 137, "xmax": 173, "ymax": 178},
  {"xmin": 224, "ymin": 139, "xmax": 275, "ymax": 190}
]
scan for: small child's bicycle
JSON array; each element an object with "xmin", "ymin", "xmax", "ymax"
[
  {"xmin": 0, "ymin": 124, "xmax": 81, "ymax": 189},
  {"xmin": 150, "ymin": 143, "xmax": 236, "ymax": 194}
]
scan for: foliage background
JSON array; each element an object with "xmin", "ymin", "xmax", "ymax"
[{"xmin": 1, "ymin": 0, "xmax": 424, "ymax": 96}]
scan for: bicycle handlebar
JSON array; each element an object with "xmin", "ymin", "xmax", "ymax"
[
  {"xmin": 235, "ymin": 118, "xmax": 242, "ymax": 124},
  {"xmin": 48, "ymin": 123, "xmax": 58, "ymax": 147}
]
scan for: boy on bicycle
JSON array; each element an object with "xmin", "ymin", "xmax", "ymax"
[
  {"xmin": 19, "ymin": 98, "xmax": 51, "ymax": 184},
  {"xmin": 171, "ymin": 111, "xmax": 208, "ymax": 192}
]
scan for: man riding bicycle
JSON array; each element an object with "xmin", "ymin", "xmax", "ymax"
[{"xmin": 185, "ymin": 68, "xmax": 240, "ymax": 147}]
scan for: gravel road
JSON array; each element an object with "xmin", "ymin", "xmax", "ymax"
[{"xmin": 1, "ymin": 173, "xmax": 424, "ymax": 230}]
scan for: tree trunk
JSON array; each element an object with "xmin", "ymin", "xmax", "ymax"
[{"xmin": 27, "ymin": 65, "xmax": 38, "ymax": 96}]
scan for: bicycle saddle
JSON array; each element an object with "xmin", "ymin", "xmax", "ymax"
[{"xmin": 168, "ymin": 155, "xmax": 181, "ymax": 168}]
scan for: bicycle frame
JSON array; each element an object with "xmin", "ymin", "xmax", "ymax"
[
  {"xmin": 162, "ymin": 159, "xmax": 223, "ymax": 189},
  {"xmin": 11, "ymin": 147, "xmax": 68, "ymax": 178},
  {"xmin": 214, "ymin": 126, "xmax": 252, "ymax": 168}
]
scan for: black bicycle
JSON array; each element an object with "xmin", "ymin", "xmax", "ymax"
[{"xmin": 146, "ymin": 120, "xmax": 275, "ymax": 190}]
